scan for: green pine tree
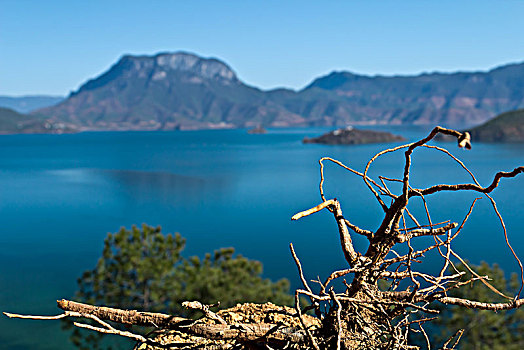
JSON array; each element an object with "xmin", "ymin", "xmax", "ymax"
[
  {"xmin": 434, "ymin": 262, "xmax": 524, "ymax": 349},
  {"xmin": 68, "ymin": 224, "xmax": 292, "ymax": 349}
]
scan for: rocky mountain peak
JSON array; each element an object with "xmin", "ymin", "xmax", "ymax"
[
  {"xmin": 122, "ymin": 51, "xmax": 238, "ymax": 81},
  {"xmin": 74, "ymin": 52, "xmax": 238, "ymax": 95}
]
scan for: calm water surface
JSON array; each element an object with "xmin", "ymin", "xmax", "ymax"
[{"xmin": 0, "ymin": 126, "xmax": 522, "ymax": 349}]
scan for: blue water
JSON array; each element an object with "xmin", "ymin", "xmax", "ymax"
[{"xmin": 0, "ymin": 126, "xmax": 522, "ymax": 349}]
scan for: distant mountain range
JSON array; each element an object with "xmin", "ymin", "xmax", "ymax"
[
  {"xmin": 4, "ymin": 51, "xmax": 524, "ymax": 133},
  {"xmin": 0, "ymin": 95, "xmax": 63, "ymax": 113},
  {"xmin": 299, "ymin": 64, "xmax": 524, "ymax": 127}
]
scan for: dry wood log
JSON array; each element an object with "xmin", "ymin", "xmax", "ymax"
[{"xmin": 57, "ymin": 300, "xmax": 309, "ymax": 344}]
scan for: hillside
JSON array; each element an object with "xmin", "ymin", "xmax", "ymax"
[
  {"xmin": 0, "ymin": 95, "xmax": 63, "ymax": 113},
  {"xmin": 0, "ymin": 107, "xmax": 47, "ymax": 133},
  {"xmin": 289, "ymin": 63, "xmax": 524, "ymax": 127},
  {"xmin": 32, "ymin": 52, "xmax": 524, "ymax": 131},
  {"xmin": 0, "ymin": 107, "xmax": 74, "ymax": 134},
  {"xmin": 468, "ymin": 109, "xmax": 524, "ymax": 142}
]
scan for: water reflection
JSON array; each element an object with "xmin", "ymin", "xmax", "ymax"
[{"xmin": 101, "ymin": 168, "xmax": 230, "ymax": 203}]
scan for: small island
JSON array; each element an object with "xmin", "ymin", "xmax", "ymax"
[
  {"xmin": 467, "ymin": 109, "xmax": 524, "ymax": 142},
  {"xmin": 247, "ymin": 125, "xmax": 267, "ymax": 134},
  {"xmin": 303, "ymin": 126, "xmax": 405, "ymax": 145}
]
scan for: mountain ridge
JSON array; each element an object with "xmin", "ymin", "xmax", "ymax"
[
  {"xmin": 299, "ymin": 61, "xmax": 524, "ymax": 126},
  {"xmin": 28, "ymin": 52, "xmax": 524, "ymax": 131},
  {"xmin": 305, "ymin": 60, "xmax": 524, "ymax": 85}
]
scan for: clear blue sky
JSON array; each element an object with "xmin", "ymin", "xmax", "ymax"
[{"xmin": 1, "ymin": 0, "xmax": 523, "ymax": 96}]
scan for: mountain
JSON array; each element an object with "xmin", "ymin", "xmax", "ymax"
[
  {"xmin": 34, "ymin": 52, "xmax": 304, "ymax": 131},
  {"xmin": 467, "ymin": 108, "xmax": 524, "ymax": 142},
  {"xmin": 32, "ymin": 52, "xmax": 524, "ymax": 131},
  {"xmin": 290, "ymin": 63, "xmax": 524, "ymax": 127},
  {"xmin": 0, "ymin": 95, "xmax": 63, "ymax": 113}
]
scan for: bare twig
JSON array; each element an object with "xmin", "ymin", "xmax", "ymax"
[
  {"xmin": 436, "ymin": 296, "xmax": 524, "ymax": 310},
  {"xmin": 289, "ymin": 243, "xmax": 313, "ymax": 295},
  {"xmin": 442, "ymin": 329, "xmax": 464, "ymax": 350},
  {"xmin": 395, "ymin": 222, "xmax": 458, "ymax": 243},
  {"xmin": 410, "ymin": 166, "xmax": 524, "ymax": 198},
  {"xmin": 292, "ymin": 199, "xmax": 359, "ymax": 266},
  {"xmin": 292, "ymin": 199, "xmax": 336, "ymax": 220},
  {"xmin": 3, "ymin": 311, "xmax": 75, "ymax": 320},
  {"xmin": 329, "ymin": 289, "xmax": 342, "ymax": 350},
  {"xmin": 294, "ymin": 291, "xmax": 320, "ymax": 350},
  {"xmin": 182, "ymin": 301, "xmax": 226, "ymax": 325}
]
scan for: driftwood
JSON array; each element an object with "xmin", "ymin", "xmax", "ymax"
[{"xmin": 4, "ymin": 126, "xmax": 523, "ymax": 349}]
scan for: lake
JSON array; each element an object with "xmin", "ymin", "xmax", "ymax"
[{"xmin": 0, "ymin": 126, "xmax": 522, "ymax": 349}]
